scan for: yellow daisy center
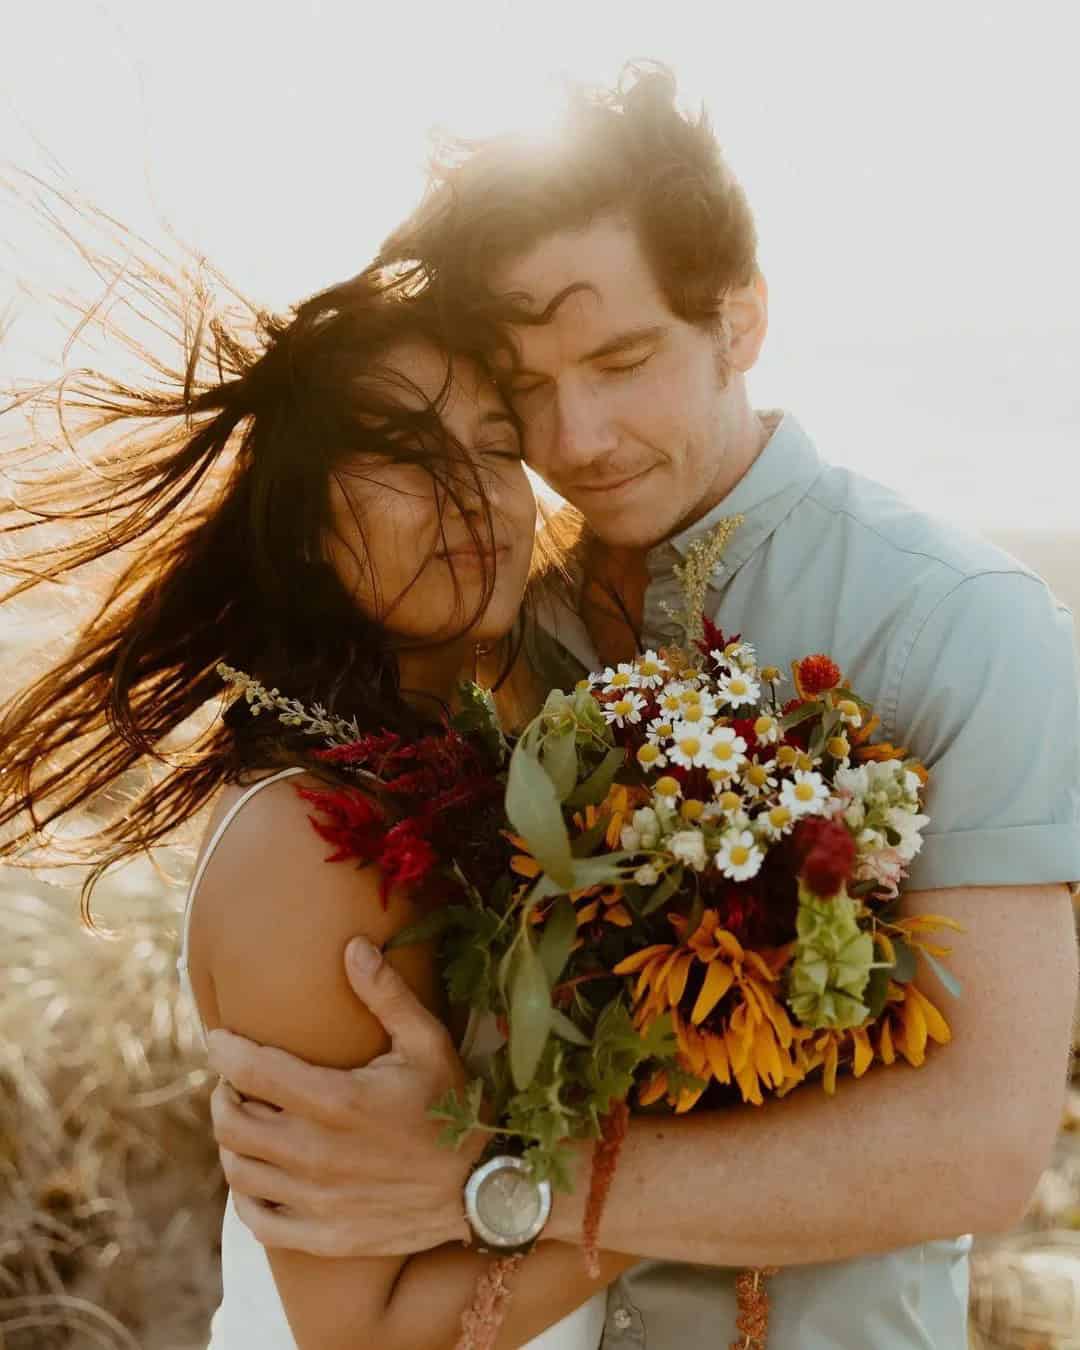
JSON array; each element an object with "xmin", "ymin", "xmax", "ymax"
[
  {"xmin": 827, "ymin": 736, "xmax": 851, "ymax": 758},
  {"xmin": 637, "ymin": 743, "xmax": 661, "ymax": 766},
  {"xmin": 776, "ymin": 745, "xmax": 798, "ymax": 767},
  {"xmin": 796, "ymin": 752, "xmax": 814, "ymax": 772},
  {"xmin": 613, "ymin": 698, "xmax": 634, "ymax": 716},
  {"xmin": 795, "ymin": 781, "xmax": 816, "ymax": 802},
  {"xmin": 769, "ymin": 806, "xmax": 792, "ymax": 829},
  {"xmin": 728, "ymin": 677, "xmax": 748, "ymax": 696},
  {"xmin": 678, "ymin": 737, "xmax": 702, "ymax": 758},
  {"xmin": 837, "ymin": 699, "xmax": 859, "ymax": 718},
  {"xmin": 761, "ymin": 666, "xmax": 781, "ymax": 683},
  {"xmin": 655, "ymin": 776, "xmax": 681, "ymax": 798},
  {"xmin": 681, "ymin": 705, "xmax": 705, "ymax": 723},
  {"xmin": 661, "ymin": 695, "xmax": 681, "ymax": 712},
  {"xmin": 640, "ymin": 660, "xmax": 661, "ymax": 676},
  {"xmin": 719, "ymin": 791, "xmax": 742, "ymax": 812},
  {"xmin": 654, "ymin": 722, "xmax": 673, "ymax": 738},
  {"xmin": 754, "ymin": 715, "xmax": 776, "ymax": 737},
  {"xmin": 730, "ymin": 845, "xmax": 751, "ymax": 866},
  {"xmin": 746, "ymin": 763, "xmax": 769, "ymax": 787},
  {"xmin": 681, "ymin": 799, "xmax": 706, "ymax": 821},
  {"xmin": 713, "ymin": 742, "xmax": 734, "ymax": 762},
  {"xmin": 610, "ymin": 672, "xmax": 632, "ymax": 687}
]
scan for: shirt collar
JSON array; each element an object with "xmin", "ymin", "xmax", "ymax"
[{"xmin": 646, "ymin": 410, "xmax": 825, "ymax": 582}]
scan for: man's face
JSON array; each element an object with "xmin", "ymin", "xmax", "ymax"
[{"xmin": 493, "ymin": 217, "xmax": 757, "ymax": 550}]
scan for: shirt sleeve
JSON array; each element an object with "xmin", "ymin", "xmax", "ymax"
[{"xmin": 896, "ymin": 569, "xmax": 1080, "ymax": 890}]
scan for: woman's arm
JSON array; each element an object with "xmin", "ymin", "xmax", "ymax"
[{"xmin": 190, "ymin": 775, "xmax": 636, "ymax": 1350}]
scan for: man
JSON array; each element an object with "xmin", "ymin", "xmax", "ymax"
[{"xmin": 207, "ymin": 65, "xmax": 1079, "ymax": 1347}]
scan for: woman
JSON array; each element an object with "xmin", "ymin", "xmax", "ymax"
[{"xmin": 0, "ymin": 248, "xmax": 636, "ymax": 1347}]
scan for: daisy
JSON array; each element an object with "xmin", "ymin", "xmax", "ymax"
[
  {"xmin": 752, "ymin": 713, "xmax": 781, "ymax": 745},
  {"xmin": 600, "ymin": 663, "xmax": 641, "ymax": 693},
  {"xmin": 741, "ymin": 758, "xmax": 778, "ymax": 797},
  {"xmin": 603, "ymin": 691, "xmax": 647, "ymax": 727},
  {"xmin": 707, "ymin": 726, "xmax": 748, "ymax": 777},
  {"xmin": 668, "ymin": 726, "xmax": 717, "ymax": 769},
  {"xmin": 657, "ymin": 683, "xmax": 691, "ymax": 717},
  {"xmin": 780, "ymin": 769, "xmax": 831, "ymax": 817},
  {"xmin": 646, "ymin": 717, "xmax": 676, "ymax": 744},
  {"xmin": 636, "ymin": 741, "xmax": 667, "ymax": 771},
  {"xmin": 634, "ymin": 650, "xmax": 669, "ymax": 689},
  {"xmin": 715, "ymin": 829, "xmax": 764, "ymax": 882},
  {"xmin": 717, "ymin": 670, "xmax": 760, "ymax": 709},
  {"xmin": 756, "ymin": 803, "xmax": 796, "ymax": 840}
]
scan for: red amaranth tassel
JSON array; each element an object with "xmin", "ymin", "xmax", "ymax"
[
  {"xmin": 730, "ymin": 1266, "xmax": 779, "ymax": 1350},
  {"xmin": 454, "ymin": 1253, "xmax": 526, "ymax": 1350},
  {"xmin": 582, "ymin": 1098, "xmax": 630, "ymax": 1278}
]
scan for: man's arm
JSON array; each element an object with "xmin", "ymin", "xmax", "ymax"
[{"xmin": 210, "ymin": 881, "xmax": 1076, "ymax": 1268}]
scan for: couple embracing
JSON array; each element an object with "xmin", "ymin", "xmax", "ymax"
[{"xmin": 2, "ymin": 64, "xmax": 1077, "ymax": 1350}]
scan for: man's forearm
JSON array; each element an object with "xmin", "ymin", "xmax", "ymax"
[{"xmin": 543, "ymin": 1051, "xmax": 1031, "ymax": 1269}]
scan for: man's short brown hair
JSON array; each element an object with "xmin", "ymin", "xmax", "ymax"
[{"xmin": 381, "ymin": 62, "xmax": 759, "ymax": 347}]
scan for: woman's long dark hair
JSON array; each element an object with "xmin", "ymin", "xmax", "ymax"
[{"xmin": 0, "ymin": 191, "xmax": 518, "ymax": 921}]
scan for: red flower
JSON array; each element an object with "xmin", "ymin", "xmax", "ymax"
[
  {"xmin": 793, "ymin": 654, "xmax": 843, "ymax": 698},
  {"xmin": 378, "ymin": 821, "xmax": 438, "ymax": 903},
  {"xmin": 792, "ymin": 818, "xmax": 856, "ymax": 897},
  {"xmin": 297, "ymin": 785, "xmax": 387, "ymax": 864}
]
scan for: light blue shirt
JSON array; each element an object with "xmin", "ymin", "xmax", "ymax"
[{"xmin": 535, "ymin": 410, "xmax": 1080, "ymax": 1348}]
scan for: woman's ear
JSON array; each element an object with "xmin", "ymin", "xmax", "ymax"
[{"xmin": 724, "ymin": 272, "xmax": 769, "ymax": 374}]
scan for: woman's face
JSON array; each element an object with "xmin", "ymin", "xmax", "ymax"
[{"xmin": 327, "ymin": 340, "xmax": 536, "ymax": 649}]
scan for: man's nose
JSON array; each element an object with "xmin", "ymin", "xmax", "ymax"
[{"xmin": 550, "ymin": 380, "xmax": 618, "ymax": 470}]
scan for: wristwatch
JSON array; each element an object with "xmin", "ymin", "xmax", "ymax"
[{"xmin": 463, "ymin": 1146, "xmax": 552, "ymax": 1255}]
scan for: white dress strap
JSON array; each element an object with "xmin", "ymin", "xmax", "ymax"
[{"xmin": 176, "ymin": 765, "xmax": 307, "ymax": 1044}]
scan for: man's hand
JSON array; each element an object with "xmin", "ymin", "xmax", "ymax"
[{"xmin": 207, "ymin": 937, "xmax": 485, "ymax": 1259}]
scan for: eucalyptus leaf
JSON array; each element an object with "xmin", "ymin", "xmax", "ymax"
[
  {"xmin": 549, "ymin": 1007, "xmax": 591, "ymax": 1046},
  {"xmin": 384, "ymin": 908, "xmax": 457, "ymax": 950},
  {"xmin": 542, "ymin": 728, "xmax": 579, "ymax": 802},
  {"xmin": 921, "ymin": 948, "xmax": 964, "ymax": 999},
  {"xmin": 571, "ymin": 814, "xmax": 611, "ymax": 858},
  {"xmin": 640, "ymin": 865, "xmax": 685, "ymax": 916},
  {"xmin": 890, "ymin": 938, "xmax": 917, "ymax": 983},
  {"xmin": 506, "ymin": 742, "xmax": 574, "ymax": 888},
  {"xmin": 565, "ymin": 747, "xmax": 626, "ymax": 809},
  {"xmin": 538, "ymin": 897, "xmax": 578, "ymax": 988},
  {"xmin": 509, "ymin": 939, "xmax": 553, "ymax": 1090},
  {"xmin": 780, "ymin": 701, "xmax": 821, "ymax": 732},
  {"xmin": 864, "ymin": 962, "xmax": 892, "ymax": 1020}
]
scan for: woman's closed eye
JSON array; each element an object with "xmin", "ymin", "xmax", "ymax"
[{"xmin": 601, "ymin": 352, "xmax": 653, "ymax": 378}]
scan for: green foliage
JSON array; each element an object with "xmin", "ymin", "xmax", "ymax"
[
  {"xmin": 452, "ymin": 681, "xmax": 509, "ymax": 763},
  {"xmin": 787, "ymin": 883, "xmax": 875, "ymax": 1029}
]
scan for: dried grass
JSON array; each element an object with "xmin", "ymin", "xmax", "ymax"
[{"xmin": 0, "ymin": 856, "xmax": 223, "ymax": 1350}]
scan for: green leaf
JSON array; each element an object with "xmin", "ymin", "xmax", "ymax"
[
  {"xmin": 864, "ymin": 962, "xmax": 892, "ymax": 1020},
  {"xmin": 641, "ymin": 865, "xmax": 685, "ymax": 915},
  {"xmin": 509, "ymin": 938, "xmax": 552, "ymax": 1090},
  {"xmin": 452, "ymin": 682, "xmax": 508, "ymax": 762},
  {"xmin": 565, "ymin": 747, "xmax": 626, "ymax": 809},
  {"xmin": 570, "ymin": 853, "xmax": 632, "ymax": 889},
  {"xmin": 921, "ymin": 948, "xmax": 964, "ymax": 999},
  {"xmin": 890, "ymin": 938, "xmax": 917, "ymax": 983},
  {"xmin": 549, "ymin": 1007, "xmax": 590, "ymax": 1046},
  {"xmin": 506, "ymin": 742, "xmax": 575, "ymax": 888},
  {"xmin": 571, "ymin": 813, "xmax": 611, "ymax": 858},
  {"xmin": 538, "ymin": 898, "xmax": 578, "ymax": 987},
  {"xmin": 541, "ymin": 727, "xmax": 580, "ymax": 802},
  {"xmin": 385, "ymin": 908, "xmax": 457, "ymax": 950},
  {"xmin": 780, "ymin": 701, "xmax": 822, "ymax": 732}
]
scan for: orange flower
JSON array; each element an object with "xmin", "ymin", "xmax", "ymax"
[
  {"xmin": 876, "ymin": 980, "xmax": 952, "ymax": 1068},
  {"xmin": 615, "ymin": 911, "xmax": 800, "ymax": 1110}
]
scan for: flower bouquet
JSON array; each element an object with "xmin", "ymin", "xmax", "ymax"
[{"xmin": 217, "ymin": 520, "xmax": 962, "ymax": 1350}]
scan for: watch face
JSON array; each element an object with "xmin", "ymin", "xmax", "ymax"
[{"xmin": 466, "ymin": 1156, "xmax": 552, "ymax": 1247}]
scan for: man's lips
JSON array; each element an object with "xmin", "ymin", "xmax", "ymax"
[{"xmin": 569, "ymin": 465, "xmax": 655, "ymax": 495}]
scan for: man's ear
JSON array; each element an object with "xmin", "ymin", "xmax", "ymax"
[{"xmin": 723, "ymin": 272, "xmax": 769, "ymax": 374}]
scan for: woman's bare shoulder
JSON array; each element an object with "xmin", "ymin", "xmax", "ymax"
[{"xmin": 188, "ymin": 770, "xmax": 446, "ymax": 1069}]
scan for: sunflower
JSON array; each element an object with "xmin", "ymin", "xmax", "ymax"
[{"xmin": 614, "ymin": 910, "xmax": 799, "ymax": 1111}]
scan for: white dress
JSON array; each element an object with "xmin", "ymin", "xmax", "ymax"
[{"xmin": 178, "ymin": 767, "xmax": 607, "ymax": 1349}]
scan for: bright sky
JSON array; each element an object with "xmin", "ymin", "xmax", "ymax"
[{"xmin": 3, "ymin": 0, "xmax": 1078, "ymax": 524}]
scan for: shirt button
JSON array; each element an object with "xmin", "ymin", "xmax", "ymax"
[{"xmin": 611, "ymin": 1307, "xmax": 633, "ymax": 1331}]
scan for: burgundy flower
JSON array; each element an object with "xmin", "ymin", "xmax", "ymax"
[
  {"xmin": 791, "ymin": 817, "xmax": 856, "ymax": 898},
  {"xmin": 378, "ymin": 821, "xmax": 438, "ymax": 904},
  {"xmin": 297, "ymin": 785, "xmax": 387, "ymax": 864}
]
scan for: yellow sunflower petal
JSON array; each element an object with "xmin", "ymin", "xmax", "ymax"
[
  {"xmin": 576, "ymin": 900, "xmax": 600, "ymax": 924},
  {"xmin": 875, "ymin": 932, "xmax": 896, "ymax": 964},
  {"xmin": 714, "ymin": 929, "xmax": 746, "ymax": 963},
  {"xmin": 614, "ymin": 944, "xmax": 674, "ymax": 976},
  {"xmin": 908, "ymin": 986, "xmax": 952, "ymax": 1045},
  {"xmin": 734, "ymin": 1058, "xmax": 764, "ymax": 1106},
  {"xmin": 899, "ymin": 991, "xmax": 927, "ymax": 1066},
  {"xmin": 851, "ymin": 1026, "xmax": 873, "ymax": 1078},
  {"xmin": 878, "ymin": 1016, "xmax": 896, "ymax": 1065},
  {"xmin": 822, "ymin": 1035, "xmax": 840, "ymax": 1094},
  {"xmin": 690, "ymin": 959, "xmax": 735, "ymax": 1024},
  {"xmin": 896, "ymin": 915, "xmax": 965, "ymax": 934},
  {"xmin": 606, "ymin": 904, "xmax": 634, "ymax": 928},
  {"xmin": 753, "ymin": 1021, "xmax": 785, "ymax": 1089},
  {"xmin": 638, "ymin": 1070, "xmax": 669, "ymax": 1106},
  {"xmin": 675, "ymin": 1083, "xmax": 707, "ymax": 1113},
  {"xmin": 683, "ymin": 1022, "xmax": 710, "ymax": 1077},
  {"xmin": 511, "ymin": 855, "xmax": 541, "ymax": 878},
  {"xmin": 704, "ymin": 1031, "xmax": 731, "ymax": 1084},
  {"xmin": 666, "ymin": 953, "xmax": 694, "ymax": 1007}
]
